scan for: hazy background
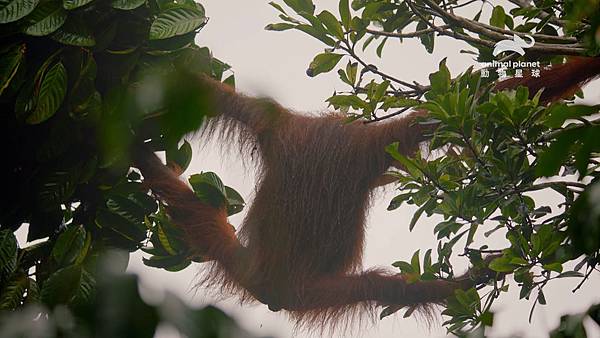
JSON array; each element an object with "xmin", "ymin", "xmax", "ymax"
[{"xmin": 124, "ymin": 1, "xmax": 600, "ymax": 337}]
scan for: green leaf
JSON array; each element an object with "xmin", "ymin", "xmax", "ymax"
[
  {"xmin": 0, "ymin": 0, "xmax": 39, "ymax": 23},
  {"xmin": 225, "ymin": 186, "xmax": 245, "ymax": 216},
  {"xmin": 385, "ymin": 143, "xmax": 422, "ymax": 178},
  {"xmin": 0, "ymin": 230, "xmax": 18, "ymax": 277},
  {"xmin": 307, "ymin": 52, "xmax": 343, "ymax": 77},
  {"xmin": 156, "ymin": 224, "xmax": 178, "ymax": 255},
  {"xmin": 339, "ymin": 0, "xmax": 350, "ymax": 29},
  {"xmin": 17, "ymin": 52, "xmax": 54, "ymax": 118},
  {"xmin": 22, "ymin": 1, "xmax": 66, "ymax": 36},
  {"xmin": 380, "ymin": 96, "xmax": 420, "ymax": 110},
  {"xmin": 128, "ymin": 191, "xmax": 158, "ymax": 214},
  {"xmin": 265, "ymin": 22, "xmax": 295, "ymax": 31},
  {"xmin": 423, "ymin": 249, "xmax": 432, "ymax": 272},
  {"xmin": 72, "ymin": 269, "xmax": 95, "ymax": 304},
  {"xmin": 466, "ymin": 222, "xmax": 478, "ymax": 245},
  {"xmin": 149, "ymin": 6, "xmax": 207, "ymax": 40},
  {"xmin": 454, "ymin": 288, "xmax": 480, "ymax": 311},
  {"xmin": 410, "ymin": 250, "xmax": 421, "ymax": 274},
  {"xmin": 62, "ymin": 0, "xmax": 92, "ymax": 10},
  {"xmin": 51, "ymin": 16, "xmax": 95, "ymax": 46},
  {"xmin": 269, "ymin": 1, "xmax": 287, "ymax": 14},
  {"xmin": 376, "ymin": 37, "xmax": 387, "ymax": 57},
  {"xmin": 111, "ymin": 0, "xmax": 145, "ymax": 10},
  {"xmin": 417, "ymin": 20, "xmax": 434, "ymax": 53},
  {"xmin": 224, "ymin": 74, "xmax": 235, "ymax": 87},
  {"xmin": 106, "ymin": 194, "xmax": 147, "ymax": 226},
  {"xmin": 434, "ymin": 219, "xmax": 461, "ymax": 239},
  {"xmin": 0, "ymin": 44, "xmax": 25, "ymax": 96},
  {"xmin": 544, "ymin": 104, "xmax": 600, "ymax": 129},
  {"xmin": 392, "ymin": 260, "xmax": 414, "ymax": 274},
  {"xmin": 480, "ymin": 311, "xmax": 494, "ymax": 326},
  {"xmin": 429, "ymin": 58, "xmax": 450, "ymax": 94},
  {"xmin": 163, "ymin": 259, "xmax": 191, "ymax": 272},
  {"xmin": 556, "ymin": 271, "xmax": 584, "ymax": 278},
  {"xmin": 143, "ymin": 254, "xmax": 190, "ymax": 271},
  {"xmin": 35, "ymin": 168, "xmax": 79, "ymax": 210},
  {"xmin": 24, "ymin": 278, "xmax": 40, "ymax": 304},
  {"xmin": 95, "ymin": 208, "xmax": 147, "ymax": 246},
  {"xmin": 283, "ymin": 0, "xmax": 314, "ymax": 14},
  {"xmin": 346, "ymin": 61, "xmax": 357, "ymax": 84},
  {"xmin": 536, "ymin": 130, "xmax": 578, "ymax": 177},
  {"xmin": 327, "ymin": 94, "xmax": 367, "ymax": 110},
  {"xmin": 149, "ymin": 215, "xmax": 185, "ymax": 255},
  {"xmin": 0, "ymin": 274, "xmax": 27, "ymax": 310},
  {"xmin": 543, "ymin": 262, "xmax": 563, "ymax": 273},
  {"xmin": 189, "ymin": 172, "xmax": 227, "ymax": 207},
  {"xmin": 26, "ymin": 61, "xmax": 67, "ymax": 124},
  {"xmin": 490, "ymin": 6, "xmax": 506, "ymax": 28},
  {"xmin": 531, "ymin": 223, "xmax": 553, "ymax": 256},
  {"xmin": 489, "ymin": 256, "xmax": 515, "ymax": 273},
  {"xmin": 317, "ymin": 10, "xmax": 343, "ymax": 39},
  {"xmin": 537, "ymin": 289, "xmax": 546, "ymax": 305},
  {"xmin": 409, "ymin": 203, "xmax": 427, "ymax": 231},
  {"xmin": 372, "ymin": 80, "xmax": 389, "ymax": 102},
  {"xmin": 51, "ymin": 225, "xmax": 87, "ymax": 266},
  {"xmin": 166, "ymin": 140, "xmax": 193, "ymax": 172},
  {"xmin": 387, "ymin": 192, "xmax": 411, "ymax": 210},
  {"xmin": 295, "ymin": 24, "xmax": 335, "ymax": 46},
  {"xmin": 337, "ymin": 69, "xmax": 350, "ymax": 85},
  {"xmin": 41, "ymin": 265, "xmax": 82, "ymax": 306}
]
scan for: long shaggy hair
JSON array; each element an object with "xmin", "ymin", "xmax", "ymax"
[
  {"xmin": 196, "ymin": 102, "xmax": 425, "ymax": 331},
  {"xmin": 134, "ymin": 56, "xmax": 600, "ymax": 333}
]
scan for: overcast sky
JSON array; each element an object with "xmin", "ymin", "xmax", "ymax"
[{"xmin": 125, "ymin": 1, "xmax": 600, "ymax": 337}]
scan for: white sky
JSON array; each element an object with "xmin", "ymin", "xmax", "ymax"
[{"xmin": 123, "ymin": 1, "xmax": 600, "ymax": 337}]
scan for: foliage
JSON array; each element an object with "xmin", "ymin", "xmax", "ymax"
[
  {"xmin": 0, "ymin": 0, "xmax": 247, "ymax": 334},
  {"xmin": 0, "ymin": 251, "xmax": 266, "ymax": 338},
  {"xmin": 268, "ymin": 0, "xmax": 600, "ymax": 335}
]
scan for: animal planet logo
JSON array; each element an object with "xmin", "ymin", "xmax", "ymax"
[{"xmin": 493, "ymin": 34, "xmax": 535, "ymax": 56}]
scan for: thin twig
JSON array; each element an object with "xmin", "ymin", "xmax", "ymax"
[
  {"xmin": 366, "ymin": 25, "xmax": 450, "ymax": 38},
  {"xmin": 364, "ymin": 106, "xmax": 414, "ymax": 123},
  {"xmin": 341, "ymin": 43, "xmax": 423, "ymax": 91}
]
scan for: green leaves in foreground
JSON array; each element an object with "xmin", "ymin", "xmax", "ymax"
[
  {"xmin": 189, "ymin": 172, "xmax": 245, "ymax": 216},
  {"xmin": 306, "ymin": 52, "xmax": 343, "ymax": 77},
  {"xmin": 63, "ymin": 0, "xmax": 93, "ymax": 10},
  {"xmin": 0, "ymin": 0, "xmax": 251, "ymax": 334},
  {"xmin": 0, "ymin": 0, "xmax": 39, "ymax": 24},
  {"xmin": 550, "ymin": 304, "xmax": 600, "ymax": 338},
  {"xmin": 0, "ymin": 267, "xmax": 262, "ymax": 338},
  {"xmin": 96, "ymin": 182, "xmax": 158, "ymax": 251},
  {"xmin": 22, "ymin": 1, "xmax": 67, "ymax": 36},
  {"xmin": 149, "ymin": 5, "xmax": 207, "ymax": 40},
  {"xmin": 26, "ymin": 62, "xmax": 67, "ymax": 124},
  {"xmin": 140, "ymin": 170, "xmax": 245, "ymax": 271},
  {"xmin": 379, "ymin": 63, "xmax": 600, "ymax": 333},
  {"xmin": 0, "ymin": 231, "xmax": 18, "ymax": 278},
  {"xmin": 111, "ymin": 0, "xmax": 145, "ymax": 10}
]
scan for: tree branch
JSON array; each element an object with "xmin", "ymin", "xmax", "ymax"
[
  {"xmin": 421, "ymin": 0, "xmax": 585, "ymax": 54},
  {"xmin": 373, "ymin": 3, "xmax": 576, "ymax": 45}
]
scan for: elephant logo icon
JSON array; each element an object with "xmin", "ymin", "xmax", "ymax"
[{"xmin": 493, "ymin": 34, "xmax": 535, "ymax": 57}]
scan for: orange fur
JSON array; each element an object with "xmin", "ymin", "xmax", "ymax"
[
  {"xmin": 134, "ymin": 59, "xmax": 600, "ymax": 331},
  {"xmin": 495, "ymin": 57, "xmax": 600, "ymax": 102}
]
